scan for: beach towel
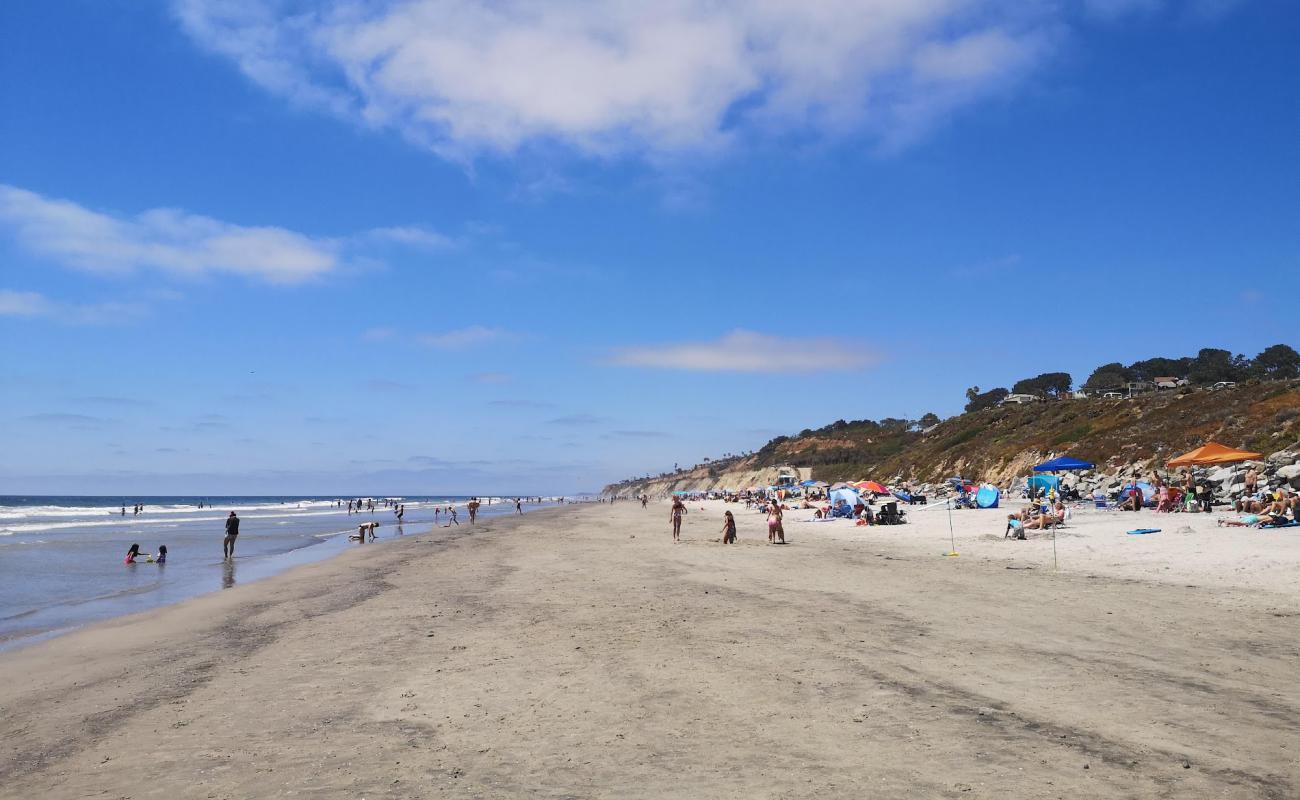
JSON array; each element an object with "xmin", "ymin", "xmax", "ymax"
[
  {"xmin": 1259, "ymin": 520, "xmax": 1300, "ymax": 529},
  {"xmin": 1126, "ymin": 528, "xmax": 1161, "ymax": 535}
]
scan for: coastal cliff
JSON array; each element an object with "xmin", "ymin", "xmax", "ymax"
[{"xmin": 603, "ymin": 381, "xmax": 1300, "ymax": 497}]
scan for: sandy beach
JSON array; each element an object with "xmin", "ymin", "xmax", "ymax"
[{"xmin": 2, "ymin": 501, "xmax": 1298, "ymax": 799}]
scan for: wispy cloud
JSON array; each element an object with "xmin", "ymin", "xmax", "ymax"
[
  {"xmin": 0, "ymin": 184, "xmax": 341, "ymax": 284},
  {"xmin": 20, "ymin": 412, "xmax": 114, "ymax": 430},
  {"xmin": 69, "ymin": 395, "xmax": 152, "ymax": 407},
  {"xmin": 0, "ymin": 185, "xmax": 462, "ymax": 287},
  {"xmin": 470, "ymin": 371, "xmax": 512, "ymax": 384},
  {"xmin": 548, "ymin": 413, "xmax": 607, "ymax": 426},
  {"xmin": 0, "ymin": 288, "xmax": 150, "ymax": 324},
  {"xmin": 608, "ymin": 329, "xmax": 879, "ymax": 374},
  {"xmin": 366, "ymin": 225, "xmax": 455, "ymax": 250},
  {"xmin": 489, "ymin": 398, "xmax": 553, "ymax": 409},
  {"xmin": 416, "ymin": 325, "xmax": 515, "ymax": 350},
  {"xmin": 361, "ymin": 326, "xmax": 397, "ymax": 342},
  {"xmin": 174, "ymin": 0, "xmax": 1067, "ymax": 161},
  {"xmin": 610, "ymin": 430, "xmax": 670, "ymax": 438},
  {"xmin": 366, "ymin": 379, "xmax": 416, "ymax": 393}
]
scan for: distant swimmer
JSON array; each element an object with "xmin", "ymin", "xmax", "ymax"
[
  {"xmin": 121, "ymin": 505, "xmax": 126, "ymax": 516},
  {"xmin": 224, "ymin": 511, "xmax": 240, "ymax": 560}
]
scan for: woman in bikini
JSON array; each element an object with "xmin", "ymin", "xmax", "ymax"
[
  {"xmin": 670, "ymin": 496, "xmax": 686, "ymax": 542},
  {"xmin": 767, "ymin": 501, "xmax": 785, "ymax": 544},
  {"xmin": 721, "ymin": 510, "xmax": 736, "ymax": 544}
]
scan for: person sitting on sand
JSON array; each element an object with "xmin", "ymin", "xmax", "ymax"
[
  {"xmin": 124, "ymin": 543, "xmax": 142, "ymax": 564},
  {"xmin": 721, "ymin": 510, "xmax": 736, "ymax": 544},
  {"xmin": 1118, "ymin": 487, "xmax": 1143, "ymax": 512},
  {"xmin": 1005, "ymin": 515, "xmax": 1027, "ymax": 540}
]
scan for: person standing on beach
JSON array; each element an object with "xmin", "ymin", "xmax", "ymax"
[
  {"xmin": 721, "ymin": 510, "xmax": 736, "ymax": 544},
  {"xmin": 515, "ymin": 498, "xmax": 522, "ymax": 515},
  {"xmin": 1244, "ymin": 465, "xmax": 1259, "ymax": 496},
  {"xmin": 223, "ymin": 511, "xmax": 240, "ymax": 560},
  {"xmin": 670, "ymin": 496, "xmax": 686, "ymax": 542},
  {"xmin": 767, "ymin": 501, "xmax": 785, "ymax": 544},
  {"xmin": 468, "ymin": 498, "xmax": 479, "ymax": 523},
  {"xmin": 445, "ymin": 506, "xmax": 459, "ymax": 527}
]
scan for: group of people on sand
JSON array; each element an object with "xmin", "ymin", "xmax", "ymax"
[
  {"xmin": 668, "ymin": 496, "xmax": 785, "ymax": 544},
  {"xmin": 1006, "ymin": 500, "xmax": 1068, "ymax": 539},
  {"xmin": 1223, "ymin": 487, "xmax": 1300, "ymax": 527}
]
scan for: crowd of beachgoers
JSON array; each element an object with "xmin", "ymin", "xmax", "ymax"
[{"xmin": 619, "ymin": 443, "xmax": 1300, "ymax": 540}]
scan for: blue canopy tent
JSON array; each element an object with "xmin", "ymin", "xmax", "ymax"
[
  {"xmin": 1029, "ymin": 456, "xmax": 1093, "ymax": 501},
  {"xmin": 1033, "ymin": 456, "xmax": 1095, "ymax": 472},
  {"xmin": 1026, "ymin": 475, "xmax": 1060, "ymax": 496},
  {"xmin": 828, "ymin": 487, "xmax": 861, "ymax": 517}
]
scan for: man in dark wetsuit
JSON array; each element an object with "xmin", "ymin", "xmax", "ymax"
[{"xmin": 224, "ymin": 511, "xmax": 240, "ymax": 560}]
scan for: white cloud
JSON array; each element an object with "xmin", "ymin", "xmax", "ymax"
[
  {"xmin": 608, "ymin": 329, "xmax": 880, "ymax": 373},
  {"xmin": 367, "ymin": 225, "xmax": 455, "ymax": 249},
  {"xmin": 0, "ymin": 184, "xmax": 340, "ymax": 284},
  {"xmin": 361, "ymin": 326, "xmax": 397, "ymax": 342},
  {"xmin": 416, "ymin": 325, "xmax": 514, "ymax": 350},
  {"xmin": 0, "ymin": 289, "xmax": 51, "ymax": 317},
  {"xmin": 0, "ymin": 288, "xmax": 150, "ymax": 325},
  {"xmin": 173, "ymin": 0, "xmax": 1066, "ymax": 160}
]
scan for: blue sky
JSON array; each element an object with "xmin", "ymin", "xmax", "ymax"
[{"xmin": 2, "ymin": 0, "xmax": 1297, "ymax": 495}]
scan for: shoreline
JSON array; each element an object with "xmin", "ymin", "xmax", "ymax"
[
  {"xmin": 2, "ymin": 502, "xmax": 1297, "ymax": 798},
  {"xmin": 0, "ymin": 498, "xmax": 553, "ymax": 651}
]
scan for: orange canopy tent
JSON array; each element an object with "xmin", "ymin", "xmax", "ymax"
[{"xmin": 1167, "ymin": 442, "xmax": 1262, "ymax": 467}]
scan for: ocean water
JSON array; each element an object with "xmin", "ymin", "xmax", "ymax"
[{"xmin": 0, "ymin": 495, "xmax": 550, "ymax": 650}]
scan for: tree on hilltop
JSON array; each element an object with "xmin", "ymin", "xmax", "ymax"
[
  {"xmin": 1084, "ymin": 363, "xmax": 1130, "ymax": 391},
  {"xmin": 919, "ymin": 412, "xmax": 941, "ymax": 428},
  {"xmin": 1253, "ymin": 344, "xmax": 1300, "ymax": 380},
  {"xmin": 964, "ymin": 387, "xmax": 1009, "ymax": 412},
  {"xmin": 1012, "ymin": 372, "xmax": 1072, "ymax": 398},
  {"xmin": 1187, "ymin": 348, "xmax": 1250, "ymax": 384},
  {"xmin": 1127, "ymin": 356, "xmax": 1192, "ymax": 381}
]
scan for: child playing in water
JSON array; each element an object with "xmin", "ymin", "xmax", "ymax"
[
  {"xmin": 124, "ymin": 543, "xmax": 141, "ymax": 563},
  {"xmin": 155, "ymin": 544, "xmax": 167, "ymax": 564},
  {"xmin": 721, "ymin": 510, "xmax": 736, "ymax": 544}
]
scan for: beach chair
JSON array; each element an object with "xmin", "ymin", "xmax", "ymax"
[{"xmin": 1093, "ymin": 493, "xmax": 1110, "ymax": 510}]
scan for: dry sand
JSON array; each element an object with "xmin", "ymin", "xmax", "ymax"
[{"xmin": 1, "ymin": 501, "xmax": 1298, "ymax": 799}]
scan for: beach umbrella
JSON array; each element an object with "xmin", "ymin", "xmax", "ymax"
[
  {"xmin": 853, "ymin": 480, "xmax": 890, "ymax": 495},
  {"xmin": 1166, "ymin": 442, "xmax": 1262, "ymax": 467},
  {"xmin": 829, "ymin": 482, "xmax": 853, "ymax": 491}
]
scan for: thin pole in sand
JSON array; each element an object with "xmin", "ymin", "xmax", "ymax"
[{"xmin": 944, "ymin": 497, "xmax": 958, "ymax": 557}]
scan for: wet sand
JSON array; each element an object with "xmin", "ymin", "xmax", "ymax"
[{"xmin": 1, "ymin": 502, "xmax": 1297, "ymax": 798}]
